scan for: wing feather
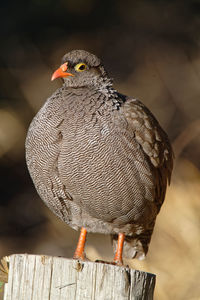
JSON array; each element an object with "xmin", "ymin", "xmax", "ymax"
[{"xmin": 121, "ymin": 96, "xmax": 174, "ymax": 211}]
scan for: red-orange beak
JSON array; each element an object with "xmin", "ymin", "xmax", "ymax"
[{"xmin": 51, "ymin": 62, "xmax": 74, "ymax": 81}]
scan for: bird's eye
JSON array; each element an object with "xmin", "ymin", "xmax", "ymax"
[{"xmin": 74, "ymin": 62, "xmax": 87, "ymax": 72}]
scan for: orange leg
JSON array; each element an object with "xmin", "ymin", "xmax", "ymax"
[
  {"xmin": 73, "ymin": 227, "xmax": 87, "ymax": 260},
  {"xmin": 114, "ymin": 233, "xmax": 125, "ymax": 265}
]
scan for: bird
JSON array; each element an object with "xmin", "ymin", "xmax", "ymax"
[{"xmin": 25, "ymin": 50, "xmax": 173, "ymax": 265}]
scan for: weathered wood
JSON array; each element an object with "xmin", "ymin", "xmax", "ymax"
[{"xmin": 3, "ymin": 254, "xmax": 155, "ymax": 300}]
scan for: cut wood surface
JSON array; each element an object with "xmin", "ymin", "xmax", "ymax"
[{"xmin": 3, "ymin": 254, "xmax": 155, "ymax": 300}]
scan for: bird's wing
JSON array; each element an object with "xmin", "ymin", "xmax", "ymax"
[{"xmin": 121, "ymin": 96, "xmax": 174, "ymax": 211}]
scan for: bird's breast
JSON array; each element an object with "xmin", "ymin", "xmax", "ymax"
[
  {"xmin": 26, "ymin": 88, "xmax": 157, "ymax": 226},
  {"xmin": 58, "ymin": 117, "xmax": 156, "ymax": 224}
]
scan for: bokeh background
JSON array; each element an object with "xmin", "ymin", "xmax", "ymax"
[{"xmin": 1, "ymin": 0, "xmax": 200, "ymax": 299}]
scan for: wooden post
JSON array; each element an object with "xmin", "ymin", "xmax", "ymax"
[{"xmin": 3, "ymin": 254, "xmax": 155, "ymax": 300}]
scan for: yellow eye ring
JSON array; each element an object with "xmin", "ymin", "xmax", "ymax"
[{"xmin": 74, "ymin": 62, "xmax": 87, "ymax": 72}]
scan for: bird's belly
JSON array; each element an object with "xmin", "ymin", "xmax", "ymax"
[{"xmin": 58, "ymin": 130, "xmax": 156, "ymax": 226}]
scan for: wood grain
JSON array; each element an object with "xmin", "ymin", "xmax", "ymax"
[{"xmin": 3, "ymin": 254, "xmax": 155, "ymax": 300}]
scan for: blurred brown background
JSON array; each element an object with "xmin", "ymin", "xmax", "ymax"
[{"xmin": 0, "ymin": 0, "xmax": 200, "ymax": 299}]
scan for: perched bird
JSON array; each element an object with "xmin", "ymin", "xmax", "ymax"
[{"xmin": 26, "ymin": 50, "xmax": 173, "ymax": 265}]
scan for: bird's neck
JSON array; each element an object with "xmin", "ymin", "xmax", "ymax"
[
  {"xmin": 63, "ymin": 76, "xmax": 117, "ymax": 99},
  {"xmin": 93, "ymin": 76, "xmax": 116, "ymax": 98}
]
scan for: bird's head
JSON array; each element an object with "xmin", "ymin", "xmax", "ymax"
[{"xmin": 51, "ymin": 50, "xmax": 112, "ymax": 89}]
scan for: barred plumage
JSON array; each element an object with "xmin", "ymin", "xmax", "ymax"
[{"xmin": 25, "ymin": 50, "xmax": 173, "ymax": 261}]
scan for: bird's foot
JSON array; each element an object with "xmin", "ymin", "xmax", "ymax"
[
  {"xmin": 95, "ymin": 259, "xmax": 111, "ymax": 264},
  {"xmin": 73, "ymin": 227, "xmax": 87, "ymax": 261},
  {"xmin": 113, "ymin": 258, "xmax": 124, "ymax": 267},
  {"xmin": 95, "ymin": 259, "xmax": 124, "ymax": 267},
  {"xmin": 113, "ymin": 232, "xmax": 125, "ymax": 266},
  {"xmin": 73, "ymin": 253, "xmax": 85, "ymax": 260}
]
